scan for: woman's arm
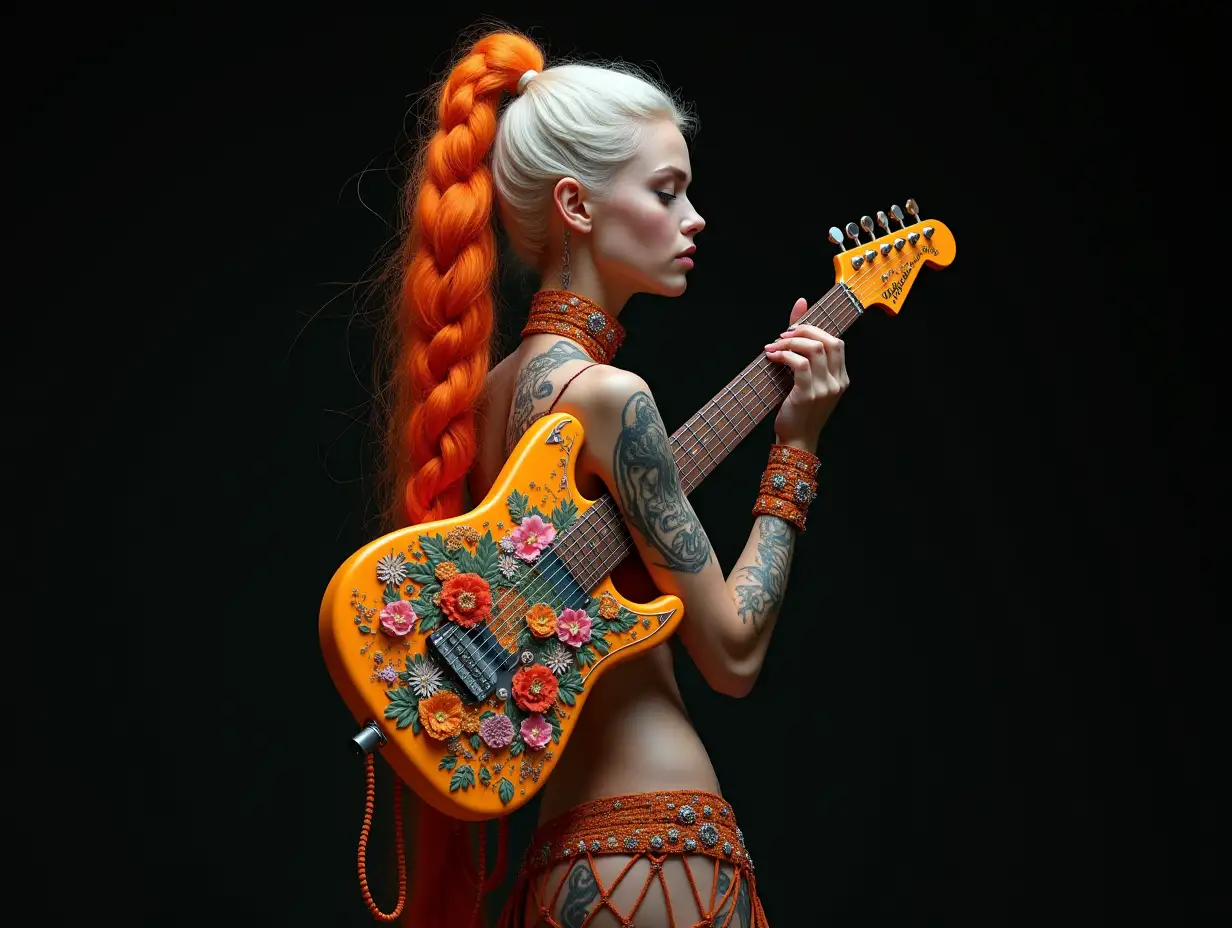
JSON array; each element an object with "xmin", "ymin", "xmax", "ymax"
[{"xmin": 573, "ymin": 309, "xmax": 847, "ymax": 698}]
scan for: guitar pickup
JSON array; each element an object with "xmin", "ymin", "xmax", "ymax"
[{"xmin": 426, "ymin": 624, "xmax": 502, "ymax": 704}]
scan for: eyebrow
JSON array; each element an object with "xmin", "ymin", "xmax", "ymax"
[{"xmin": 652, "ymin": 165, "xmax": 691, "ymax": 184}]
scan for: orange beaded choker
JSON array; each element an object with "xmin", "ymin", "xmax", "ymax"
[{"xmin": 522, "ymin": 289, "xmax": 625, "ymax": 364}]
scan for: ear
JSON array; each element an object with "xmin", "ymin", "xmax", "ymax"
[{"xmin": 552, "ymin": 177, "xmax": 592, "ymax": 234}]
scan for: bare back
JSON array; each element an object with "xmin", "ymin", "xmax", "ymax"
[{"xmin": 468, "ymin": 334, "xmax": 722, "ymax": 826}]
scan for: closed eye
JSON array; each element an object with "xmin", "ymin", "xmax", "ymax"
[{"xmin": 655, "ymin": 191, "xmax": 677, "ymax": 203}]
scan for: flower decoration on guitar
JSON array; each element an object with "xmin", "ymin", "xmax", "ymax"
[{"xmin": 348, "ymin": 426, "xmax": 645, "ymax": 804}]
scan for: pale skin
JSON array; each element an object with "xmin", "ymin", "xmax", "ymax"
[{"xmin": 468, "ymin": 119, "xmax": 849, "ymax": 925}]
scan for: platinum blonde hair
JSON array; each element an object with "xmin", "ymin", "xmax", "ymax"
[{"xmin": 492, "ymin": 62, "xmax": 696, "ymax": 267}]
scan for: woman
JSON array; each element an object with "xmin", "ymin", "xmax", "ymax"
[{"xmin": 375, "ymin": 26, "xmax": 849, "ymax": 927}]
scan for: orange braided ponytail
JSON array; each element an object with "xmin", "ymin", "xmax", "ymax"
[
  {"xmin": 394, "ymin": 31, "xmax": 544, "ymax": 527},
  {"xmin": 376, "ymin": 28, "xmax": 543, "ymax": 927}
]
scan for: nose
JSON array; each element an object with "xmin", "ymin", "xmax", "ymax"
[{"xmin": 682, "ymin": 209, "xmax": 705, "ymax": 236}]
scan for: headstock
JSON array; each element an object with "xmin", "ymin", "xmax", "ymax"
[{"xmin": 828, "ymin": 198, "xmax": 956, "ymax": 315}]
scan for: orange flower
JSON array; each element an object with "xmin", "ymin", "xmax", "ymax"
[
  {"xmin": 512, "ymin": 664, "xmax": 558, "ymax": 713},
  {"xmin": 460, "ymin": 705, "xmax": 483, "ymax": 734},
  {"xmin": 598, "ymin": 592, "xmax": 619, "ymax": 619},
  {"xmin": 419, "ymin": 690, "xmax": 462, "ymax": 740},
  {"xmin": 439, "ymin": 573, "xmax": 492, "ymax": 629},
  {"xmin": 434, "ymin": 561, "xmax": 459, "ymax": 582},
  {"xmin": 525, "ymin": 603, "xmax": 557, "ymax": 639}
]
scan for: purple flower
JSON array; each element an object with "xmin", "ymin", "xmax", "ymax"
[{"xmin": 479, "ymin": 713, "xmax": 515, "ymax": 750}]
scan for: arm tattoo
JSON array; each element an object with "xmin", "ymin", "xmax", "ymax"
[
  {"xmin": 613, "ymin": 391, "xmax": 712, "ymax": 573},
  {"xmin": 560, "ymin": 862, "xmax": 600, "ymax": 928},
  {"xmin": 733, "ymin": 516, "xmax": 794, "ymax": 629},
  {"xmin": 505, "ymin": 340, "xmax": 592, "ymax": 454}
]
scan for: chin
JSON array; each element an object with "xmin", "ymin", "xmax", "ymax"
[{"xmin": 656, "ymin": 274, "xmax": 689, "ymax": 298}]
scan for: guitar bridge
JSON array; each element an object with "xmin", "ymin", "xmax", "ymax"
[{"xmin": 426, "ymin": 623, "xmax": 506, "ymax": 703}]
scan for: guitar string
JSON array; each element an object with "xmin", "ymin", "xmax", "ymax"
[
  {"xmin": 426, "ymin": 233, "xmax": 925, "ymax": 681},
  {"xmin": 440, "ymin": 253, "xmax": 902, "ymax": 679},
  {"xmin": 428, "ymin": 290, "xmax": 849, "ymax": 679},
  {"xmin": 433, "ymin": 248, "xmax": 905, "ymax": 680},
  {"xmin": 474, "ymin": 250, "xmax": 893, "ymax": 643},
  {"xmin": 454, "ymin": 283, "xmax": 862, "ymax": 659}
]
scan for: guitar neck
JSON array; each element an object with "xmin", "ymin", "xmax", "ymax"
[{"xmin": 556, "ymin": 282, "xmax": 865, "ymax": 589}]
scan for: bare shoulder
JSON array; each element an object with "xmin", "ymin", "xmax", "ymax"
[{"xmin": 557, "ymin": 364, "xmax": 650, "ymax": 416}]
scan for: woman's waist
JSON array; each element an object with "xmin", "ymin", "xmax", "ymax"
[{"xmin": 540, "ymin": 697, "xmax": 718, "ymax": 822}]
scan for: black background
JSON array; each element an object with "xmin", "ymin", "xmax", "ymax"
[{"xmin": 7, "ymin": 8, "xmax": 1218, "ymax": 926}]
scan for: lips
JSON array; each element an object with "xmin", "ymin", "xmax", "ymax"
[{"xmin": 676, "ymin": 246, "xmax": 696, "ymax": 258}]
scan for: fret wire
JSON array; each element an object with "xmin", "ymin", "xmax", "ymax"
[
  {"xmin": 684, "ymin": 420, "xmax": 714, "ymax": 465},
  {"xmin": 710, "ymin": 394, "xmax": 743, "ymax": 451}
]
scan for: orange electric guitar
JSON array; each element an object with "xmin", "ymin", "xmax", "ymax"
[{"xmin": 320, "ymin": 200, "xmax": 955, "ymax": 822}]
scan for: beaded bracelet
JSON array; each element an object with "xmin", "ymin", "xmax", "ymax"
[{"xmin": 751, "ymin": 443, "xmax": 821, "ymax": 531}]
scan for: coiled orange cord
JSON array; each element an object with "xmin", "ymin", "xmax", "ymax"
[{"xmin": 357, "ymin": 753, "xmax": 407, "ymax": 922}]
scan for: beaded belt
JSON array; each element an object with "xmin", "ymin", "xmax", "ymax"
[{"xmin": 521, "ymin": 788, "xmax": 754, "ymax": 873}]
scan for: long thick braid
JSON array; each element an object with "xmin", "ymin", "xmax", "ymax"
[{"xmin": 400, "ymin": 35, "xmax": 542, "ymax": 526}]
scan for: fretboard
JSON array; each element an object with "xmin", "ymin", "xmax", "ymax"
[{"xmin": 554, "ymin": 282, "xmax": 865, "ymax": 591}]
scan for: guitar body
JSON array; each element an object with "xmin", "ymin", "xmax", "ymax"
[{"xmin": 320, "ymin": 412, "xmax": 682, "ymax": 821}]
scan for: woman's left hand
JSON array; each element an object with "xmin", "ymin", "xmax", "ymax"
[{"xmin": 764, "ymin": 297, "xmax": 851, "ymax": 451}]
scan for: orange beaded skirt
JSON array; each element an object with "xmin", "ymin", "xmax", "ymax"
[{"xmin": 497, "ymin": 788, "xmax": 768, "ymax": 927}]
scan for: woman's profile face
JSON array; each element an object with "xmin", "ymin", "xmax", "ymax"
[{"xmin": 588, "ymin": 119, "xmax": 705, "ymax": 299}]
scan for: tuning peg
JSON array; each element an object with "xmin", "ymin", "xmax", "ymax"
[
  {"xmin": 890, "ymin": 205, "xmax": 906, "ymax": 229},
  {"xmin": 905, "ymin": 198, "xmax": 920, "ymax": 224},
  {"xmin": 845, "ymin": 222, "xmax": 861, "ymax": 246},
  {"xmin": 859, "ymin": 215, "xmax": 876, "ymax": 238},
  {"xmin": 828, "ymin": 226, "xmax": 847, "ymax": 251},
  {"xmin": 876, "ymin": 211, "xmax": 891, "ymax": 233}
]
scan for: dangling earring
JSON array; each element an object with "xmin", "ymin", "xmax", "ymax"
[{"xmin": 561, "ymin": 227, "xmax": 571, "ymax": 290}]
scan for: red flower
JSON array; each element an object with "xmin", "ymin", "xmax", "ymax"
[
  {"xmin": 512, "ymin": 664, "xmax": 558, "ymax": 713},
  {"xmin": 439, "ymin": 572, "xmax": 492, "ymax": 629}
]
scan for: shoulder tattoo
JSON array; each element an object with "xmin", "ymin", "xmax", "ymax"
[{"xmin": 506, "ymin": 340, "xmax": 592, "ymax": 454}]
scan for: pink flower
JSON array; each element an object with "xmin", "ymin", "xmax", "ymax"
[
  {"xmin": 520, "ymin": 713, "xmax": 552, "ymax": 751},
  {"xmin": 379, "ymin": 600, "xmax": 417, "ymax": 637},
  {"xmin": 479, "ymin": 714, "xmax": 515, "ymax": 750},
  {"xmin": 556, "ymin": 607, "xmax": 592, "ymax": 647},
  {"xmin": 508, "ymin": 514, "xmax": 556, "ymax": 562}
]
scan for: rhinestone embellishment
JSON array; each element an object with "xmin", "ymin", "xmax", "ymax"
[
  {"xmin": 586, "ymin": 312, "xmax": 606, "ymax": 334},
  {"xmin": 698, "ymin": 824, "xmax": 719, "ymax": 848},
  {"xmin": 591, "ymin": 840, "xmax": 602, "ymax": 853},
  {"xmin": 794, "ymin": 480, "xmax": 813, "ymax": 503},
  {"xmin": 676, "ymin": 805, "xmax": 696, "ymax": 825},
  {"xmin": 667, "ymin": 828, "xmax": 679, "ymax": 843},
  {"xmin": 720, "ymin": 806, "xmax": 729, "ymax": 817},
  {"xmin": 650, "ymin": 835, "xmax": 664, "ymax": 850},
  {"xmin": 771, "ymin": 473, "xmax": 787, "ymax": 490},
  {"xmin": 723, "ymin": 841, "xmax": 733, "ymax": 857},
  {"xmin": 702, "ymin": 805, "xmax": 712, "ymax": 817},
  {"xmin": 736, "ymin": 826, "xmax": 745, "ymax": 847},
  {"xmin": 683, "ymin": 838, "xmax": 698, "ymax": 852}
]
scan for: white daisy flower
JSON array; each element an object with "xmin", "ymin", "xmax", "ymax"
[
  {"xmin": 497, "ymin": 554, "xmax": 520, "ymax": 579},
  {"xmin": 543, "ymin": 644, "xmax": 573, "ymax": 676},
  {"xmin": 404, "ymin": 657, "xmax": 444, "ymax": 698},
  {"xmin": 376, "ymin": 552, "xmax": 408, "ymax": 586},
  {"xmin": 498, "ymin": 536, "xmax": 516, "ymax": 554}
]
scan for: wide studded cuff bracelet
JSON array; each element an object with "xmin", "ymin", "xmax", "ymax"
[{"xmin": 752, "ymin": 443, "xmax": 821, "ymax": 531}]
